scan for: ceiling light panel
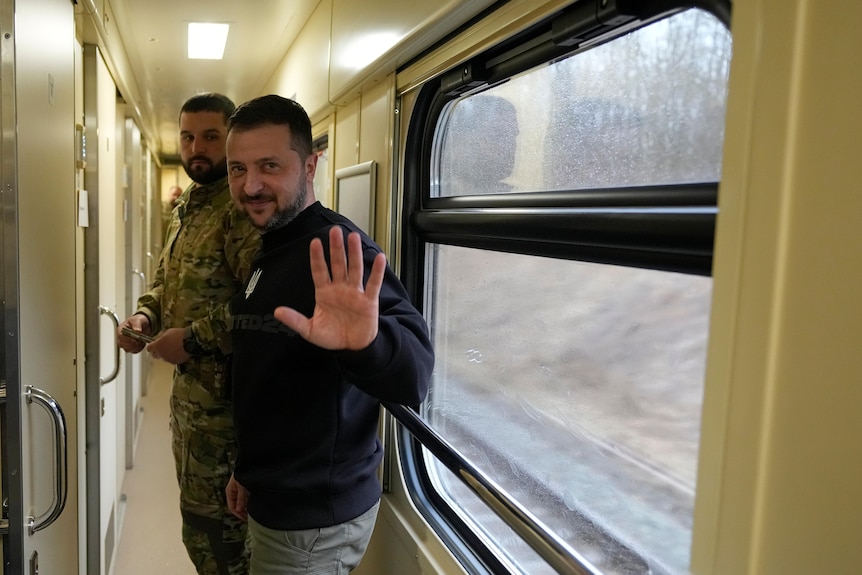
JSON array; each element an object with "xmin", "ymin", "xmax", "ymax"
[{"xmin": 188, "ymin": 23, "xmax": 230, "ymax": 60}]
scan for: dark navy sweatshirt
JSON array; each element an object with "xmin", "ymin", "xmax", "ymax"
[{"xmin": 230, "ymin": 201, "xmax": 433, "ymax": 530}]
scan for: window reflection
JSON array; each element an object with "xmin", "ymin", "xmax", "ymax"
[
  {"xmin": 438, "ymin": 95, "xmax": 520, "ymax": 196},
  {"xmin": 435, "ymin": 10, "xmax": 731, "ymax": 197}
]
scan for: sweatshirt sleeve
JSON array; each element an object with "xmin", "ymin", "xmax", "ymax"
[{"xmin": 335, "ymin": 248, "xmax": 434, "ymax": 406}]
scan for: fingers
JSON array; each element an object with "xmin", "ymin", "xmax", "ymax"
[
  {"xmin": 306, "ymin": 227, "xmax": 350, "ymax": 288},
  {"xmin": 364, "ymin": 252, "xmax": 386, "ymax": 300},
  {"xmin": 118, "ymin": 338, "xmax": 145, "ymax": 353},
  {"xmin": 346, "ymin": 232, "xmax": 368, "ymax": 288},
  {"xmin": 145, "ymin": 341, "xmax": 160, "ymax": 361},
  {"xmin": 276, "ymin": 226, "xmax": 386, "ymax": 351},
  {"xmin": 309, "ymin": 226, "xmax": 372, "ymax": 290},
  {"xmin": 328, "ymin": 226, "xmax": 349, "ymax": 283},
  {"xmin": 118, "ymin": 320, "xmax": 145, "ymax": 353},
  {"xmin": 127, "ymin": 314, "xmax": 151, "ymax": 334},
  {"xmin": 307, "ymin": 237, "xmax": 330, "ymax": 289},
  {"xmin": 226, "ymin": 476, "xmax": 248, "ymax": 521},
  {"xmin": 117, "ymin": 315, "xmax": 151, "ymax": 353},
  {"xmin": 319, "ymin": 226, "xmax": 369, "ymax": 288}
]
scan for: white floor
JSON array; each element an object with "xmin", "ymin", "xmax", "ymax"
[{"xmin": 113, "ymin": 360, "xmax": 197, "ymax": 575}]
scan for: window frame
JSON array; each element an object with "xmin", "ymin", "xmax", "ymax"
[{"xmin": 393, "ymin": 1, "xmax": 732, "ymax": 573}]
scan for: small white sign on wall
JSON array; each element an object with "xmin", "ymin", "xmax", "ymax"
[{"xmin": 78, "ymin": 189, "xmax": 89, "ymax": 227}]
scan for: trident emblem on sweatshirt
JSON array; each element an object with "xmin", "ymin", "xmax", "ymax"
[{"xmin": 245, "ymin": 268, "xmax": 262, "ymax": 299}]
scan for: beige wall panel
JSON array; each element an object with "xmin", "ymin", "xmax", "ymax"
[
  {"xmin": 355, "ymin": 498, "xmax": 466, "ymax": 575},
  {"xmin": 263, "ymin": 0, "xmax": 332, "ymax": 123},
  {"xmin": 746, "ymin": 1, "xmax": 862, "ymax": 573},
  {"xmin": 333, "ymin": 98, "xmax": 360, "ymax": 171},
  {"xmin": 359, "ymin": 76, "xmax": 394, "ymax": 247},
  {"xmin": 694, "ymin": 0, "xmax": 862, "ymax": 573},
  {"xmin": 75, "ymin": 36, "xmax": 87, "ymax": 575},
  {"xmin": 329, "ymin": 0, "xmax": 495, "ymax": 105}
]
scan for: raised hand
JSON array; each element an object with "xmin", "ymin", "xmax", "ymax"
[{"xmin": 273, "ymin": 226, "xmax": 385, "ymax": 350}]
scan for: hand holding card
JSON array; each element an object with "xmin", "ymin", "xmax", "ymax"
[{"xmin": 121, "ymin": 326, "xmax": 154, "ymax": 344}]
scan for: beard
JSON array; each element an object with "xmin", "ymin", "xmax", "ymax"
[
  {"xmin": 263, "ymin": 177, "xmax": 308, "ymax": 232},
  {"xmin": 241, "ymin": 176, "xmax": 309, "ymax": 233},
  {"xmin": 183, "ymin": 156, "xmax": 228, "ymax": 185}
]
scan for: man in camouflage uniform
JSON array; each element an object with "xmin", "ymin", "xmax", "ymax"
[{"xmin": 118, "ymin": 93, "xmax": 260, "ymax": 575}]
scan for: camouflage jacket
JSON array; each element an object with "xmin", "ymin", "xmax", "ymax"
[{"xmin": 136, "ymin": 177, "xmax": 260, "ymax": 354}]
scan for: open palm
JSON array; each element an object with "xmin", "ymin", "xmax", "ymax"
[{"xmin": 274, "ymin": 226, "xmax": 385, "ymax": 350}]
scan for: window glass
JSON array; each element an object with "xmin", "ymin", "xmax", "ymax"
[
  {"xmin": 425, "ymin": 246, "xmax": 712, "ymax": 573},
  {"xmin": 421, "ymin": 9, "xmax": 730, "ymax": 573},
  {"xmin": 435, "ymin": 10, "xmax": 732, "ymax": 196}
]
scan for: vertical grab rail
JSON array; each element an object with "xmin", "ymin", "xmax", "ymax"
[
  {"xmin": 24, "ymin": 385, "xmax": 68, "ymax": 534},
  {"xmin": 99, "ymin": 305, "xmax": 121, "ymax": 384}
]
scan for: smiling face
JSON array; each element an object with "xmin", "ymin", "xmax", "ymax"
[
  {"xmin": 226, "ymin": 123, "xmax": 317, "ymax": 232},
  {"xmin": 179, "ymin": 110, "xmax": 229, "ymax": 185}
]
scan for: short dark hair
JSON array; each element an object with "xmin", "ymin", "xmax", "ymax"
[
  {"xmin": 178, "ymin": 92, "xmax": 236, "ymax": 125},
  {"xmin": 228, "ymin": 95, "xmax": 313, "ymax": 158}
]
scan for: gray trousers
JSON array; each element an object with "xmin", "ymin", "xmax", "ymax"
[{"xmin": 248, "ymin": 500, "xmax": 380, "ymax": 575}]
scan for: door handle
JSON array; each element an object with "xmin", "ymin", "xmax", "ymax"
[
  {"xmin": 132, "ymin": 269, "xmax": 146, "ymax": 294},
  {"xmin": 99, "ymin": 305, "xmax": 121, "ymax": 385},
  {"xmin": 25, "ymin": 386, "xmax": 68, "ymax": 535}
]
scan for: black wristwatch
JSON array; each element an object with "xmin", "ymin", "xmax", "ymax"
[{"xmin": 182, "ymin": 328, "xmax": 204, "ymax": 356}]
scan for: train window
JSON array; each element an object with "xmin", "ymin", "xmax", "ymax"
[
  {"xmin": 435, "ymin": 9, "xmax": 731, "ymax": 197},
  {"xmin": 424, "ymin": 247, "xmax": 711, "ymax": 573},
  {"xmin": 407, "ymin": 7, "xmax": 731, "ymax": 575}
]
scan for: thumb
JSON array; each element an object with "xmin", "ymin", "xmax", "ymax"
[{"xmin": 273, "ymin": 306, "xmax": 309, "ymax": 338}]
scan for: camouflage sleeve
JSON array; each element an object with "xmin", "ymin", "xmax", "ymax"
[
  {"xmin": 135, "ymin": 248, "xmax": 166, "ymax": 333},
  {"xmin": 189, "ymin": 209, "xmax": 260, "ymax": 353},
  {"xmin": 224, "ymin": 208, "xmax": 261, "ymax": 284}
]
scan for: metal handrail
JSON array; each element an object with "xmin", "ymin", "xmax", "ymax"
[
  {"xmin": 98, "ymin": 305, "xmax": 121, "ymax": 384},
  {"xmin": 383, "ymin": 402, "xmax": 602, "ymax": 575},
  {"xmin": 132, "ymin": 269, "xmax": 146, "ymax": 293},
  {"xmin": 25, "ymin": 385, "xmax": 68, "ymax": 534}
]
